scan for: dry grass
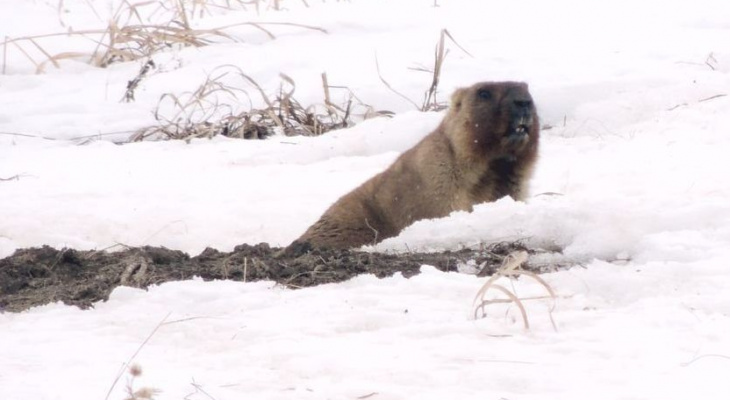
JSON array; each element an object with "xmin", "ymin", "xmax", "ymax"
[
  {"xmin": 192, "ymin": 0, "xmax": 316, "ymax": 14},
  {"xmin": 123, "ymin": 59, "xmax": 157, "ymax": 102},
  {"xmin": 0, "ymin": 174, "xmax": 25, "ymax": 182},
  {"xmin": 105, "ymin": 313, "xmax": 170, "ymax": 400},
  {"xmin": 667, "ymin": 93, "xmax": 728, "ymax": 112},
  {"xmin": 378, "ymin": 29, "xmax": 471, "ymax": 112},
  {"xmin": 2, "ymin": 1, "xmax": 460, "ymax": 142},
  {"xmin": 473, "ymin": 250, "xmax": 557, "ymax": 330},
  {"xmin": 2, "ymin": 0, "xmax": 326, "ymax": 73},
  {"xmin": 417, "ymin": 29, "xmax": 472, "ymax": 111},
  {"xmin": 123, "ymin": 364, "xmax": 160, "ymax": 400},
  {"xmin": 131, "ymin": 65, "xmax": 387, "ymax": 141}
]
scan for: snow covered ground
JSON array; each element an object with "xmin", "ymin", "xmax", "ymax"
[{"xmin": 2, "ymin": 0, "xmax": 730, "ymax": 399}]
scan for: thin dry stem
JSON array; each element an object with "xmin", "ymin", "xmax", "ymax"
[
  {"xmin": 375, "ymin": 53, "xmax": 420, "ymax": 110},
  {"xmin": 2, "ymin": 36, "xmax": 7, "ymax": 74},
  {"xmin": 105, "ymin": 312, "xmax": 171, "ymax": 400},
  {"xmin": 377, "ymin": 29, "xmax": 471, "ymax": 112},
  {"xmin": 473, "ymin": 250, "xmax": 558, "ymax": 330}
]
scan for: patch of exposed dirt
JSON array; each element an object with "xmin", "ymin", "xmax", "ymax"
[{"xmin": 0, "ymin": 242, "xmax": 564, "ymax": 312}]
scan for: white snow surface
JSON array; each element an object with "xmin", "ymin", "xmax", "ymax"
[{"xmin": 2, "ymin": 0, "xmax": 730, "ymax": 399}]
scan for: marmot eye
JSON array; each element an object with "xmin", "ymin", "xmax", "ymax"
[{"xmin": 477, "ymin": 89, "xmax": 492, "ymax": 100}]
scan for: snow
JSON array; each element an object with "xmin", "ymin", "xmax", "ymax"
[{"xmin": 2, "ymin": 0, "xmax": 730, "ymax": 399}]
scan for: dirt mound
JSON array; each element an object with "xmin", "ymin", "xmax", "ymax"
[{"xmin": 0, "ymin": 242, "xmax": 560, "ymax": 312}]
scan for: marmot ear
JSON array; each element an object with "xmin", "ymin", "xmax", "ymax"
[{"xmin": 450, "ymin": 88, "xmax": 466, "ymax": 110}]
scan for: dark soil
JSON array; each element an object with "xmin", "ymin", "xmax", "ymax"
[{"xmin": 0, "ymin": 242, "xmax": 561, "ymax": 312}]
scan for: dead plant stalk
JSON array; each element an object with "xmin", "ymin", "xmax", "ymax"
[{"xmin": 473, "ymin": 250, "xmax": 557, "ymax": 330}]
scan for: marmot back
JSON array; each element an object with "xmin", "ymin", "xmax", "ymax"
[{"xmin": 289, "ymin": 81, "xmax": 540, "ymax": 251}]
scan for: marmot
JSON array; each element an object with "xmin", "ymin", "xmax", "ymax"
[{"xmin": 289, "ymin": 81, "xmax": 539, "ymax": 251}]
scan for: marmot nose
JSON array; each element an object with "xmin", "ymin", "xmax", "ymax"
[{"xmin": 514, "ymin": 99, "xmax": 532, "ymax": 108}]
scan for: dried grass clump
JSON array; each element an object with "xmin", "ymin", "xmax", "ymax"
[
  {"xmin": 473, "ymin": 250, "xmax": 557, "ymax": 330},
  {"xmin": 131, "ymin": 65, "xmax": 387, "ymax": 141},
  {"xmin": 2, "ymin": 0, "xmax": 326, "ymax": 73}
]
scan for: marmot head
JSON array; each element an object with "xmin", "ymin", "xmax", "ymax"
[{"xmin": 448, "ymin": 81, "xmax": 539, "ymax": 159}]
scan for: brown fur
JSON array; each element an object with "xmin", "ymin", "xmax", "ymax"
[{"xmin": 290, "ymin": 81, "xmax": 540, "ymax": 250}]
